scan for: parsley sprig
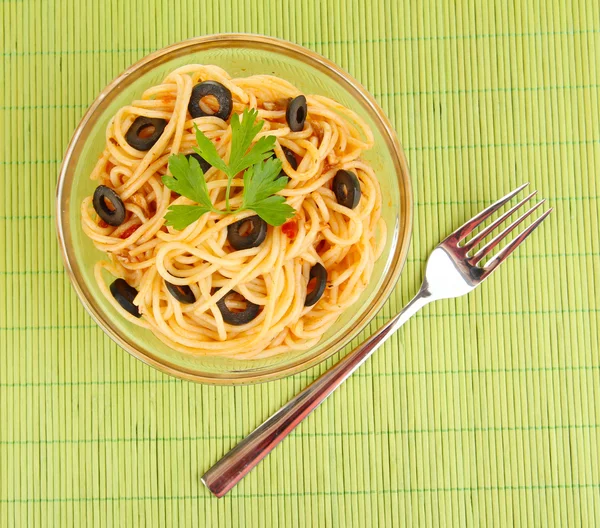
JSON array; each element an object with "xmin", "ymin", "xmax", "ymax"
[{"xmin": 162, "ymin": 109, "xmax": 295, "ymax": 230}]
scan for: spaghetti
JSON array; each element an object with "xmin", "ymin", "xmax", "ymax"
[{"xmin": 81, "ymin": 64, "xmax": 386, "ymax": 359}]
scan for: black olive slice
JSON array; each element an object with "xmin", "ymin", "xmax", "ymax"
[
  {"xmin": 165, "ymin": 281, "xmax": 196, "ymax": 304},
  {"xmin": 216, "ymin": 291, "xmax": 260, "ymax": 325},
  {"xmin": 269, "ymin": 147, "xmax": 298, "ymax": 178},
  {"xmin": 286, "ymin": 95, "xmax": 307, "ymax": 132},
  {"xmin": 281, "ymin": 146, "xmax": 298, "ymax": 176},
  {"xmin": 304, "ymin": 263, "xmax": 327, "ymax": 307},
  {"xmin": 333, "ymin": 169, "xmax": 361, "ymax": 209},
  {"xmin": 110, "ymin": 278, "xmax": 141, "ymax": 318},
  {"xmin": 92, "ymin": 185, "xmax": 126, "ymax": 226},
  {"xmin": 227, "ymin": 216, "xmax": 268, "ymax": 250},
  {"xmin": 125, "ymin": 116, "xmax": 167, "ymax": 151},
  {"xmin": 188, "ymin": 81, "xmax": 233, "ymax": 120},
  {"xmin": 186, "ymin": 152, "xmax": 212, "ymax": 174}
]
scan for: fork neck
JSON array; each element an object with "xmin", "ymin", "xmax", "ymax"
[{"xmin": 389, "ymin": 285, "xmax": 434, "ymax": 334}]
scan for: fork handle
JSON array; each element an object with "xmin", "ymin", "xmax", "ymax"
[{"xmin": 201, "ymin": 290, "xmax": 431, "ymax": 497}]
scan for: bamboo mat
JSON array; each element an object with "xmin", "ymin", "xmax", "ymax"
[{"xmin": 1, "ymin": 0, "xmax": 599, "ymax": 525}]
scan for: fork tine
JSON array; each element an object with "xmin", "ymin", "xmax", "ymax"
[
  {"xmin": 472, "ymin": 199, "xmax": 546, "ymax": 263},
  {"xmin": 463, "ymin": 190, "xmax": 538, "ymax": 251},
  {"xmin": 482, "ymin": 208, "xmax": 553, "ymax": 275},
  {"xmin": 452, "ymin": 183, "xmax": 530, "ymax": 242}
]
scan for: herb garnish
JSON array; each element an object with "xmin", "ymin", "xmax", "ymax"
[{"xmin": 162, "ymin": 109, "xmax": 295, "ymax": 230}]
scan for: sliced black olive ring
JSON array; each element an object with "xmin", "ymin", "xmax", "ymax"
[
  {"xmin": 188, "ymin": 80, "xmax": 233, "ymax": 120},
  {"xmin": 281, "ymin": 146, "xmax": 298, "ymax": 174},
  {"xmin": 165, "ymin": 281, "xmax": 196, "ymax": 304},
  {"xmin": 110, "ymin": 279, "xmax": 141, "ymax": 318},
  {"xmin": 333, "ymin": 169, "xmax": 361, "ymax": 209},
  {"xmin": 227, "ymin": 216, "xmax": 267, "ymax": 250},
  {"xmin": 186, "ymin": 152, "xmax": 212, "ymax": 174},
  {"xmin": 304, "ymin": 263, "xmax": 327, "ymax": 307},
  {"xmin": 125, "ymin": 116, "xmax": 167, "ymax": 151},
  {"xmin": 93, "ymin": 185, "xmax": 126, "ymax": 226},
  {"xmin": 216, "ymin": 290, "xmax": 260, "ymax": 326},
  {"xmin": 270, "ymin": 147, "xmax": 298, "ymax": 178},
  {"xmin": 286, "ymin": 95, "xmax": 307, "ymax": 132}
]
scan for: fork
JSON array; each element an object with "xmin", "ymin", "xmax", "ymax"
[{"xmin": 202, "ymin": 183, "xmax": 552, "ymax": 498}]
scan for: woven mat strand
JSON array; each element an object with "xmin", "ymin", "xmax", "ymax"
[{"xmin": 1, "ymin": 0, "xmax": 599, "ymax": 526}]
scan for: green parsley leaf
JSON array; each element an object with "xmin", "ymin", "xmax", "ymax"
[
  {"xmin": 227, "ymin": 109, "xmax": 276, "ymax": 176},
  {"xmin": 248, "ymin": 195, "xmax": 296, "ymax": 227},
  {"xmin": 162, "ymin": 154, "xmax": 212, "ymax": 208},
  {"xmin": 242, "ymin": 159, "xmax": 295, "ymax": 226},
  {"xmin": 164, "ymin": 205, "xmax": 213, "ymax": 230},
  {"xmin": 242, "ymin": 158, "xmax": 286, "ymax": 205},
  {"xmin": 192, "ymin": 125, "xmax": 229, "ymax": 174}
]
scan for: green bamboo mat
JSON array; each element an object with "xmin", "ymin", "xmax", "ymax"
[{"xmin": 1, "ymin": 0, "xmax": 599, "ymax": 526}]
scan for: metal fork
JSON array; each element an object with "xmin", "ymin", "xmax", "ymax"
[{"xmin": 202, "ymin": 183, "xmax": 552, "ymax": 498}]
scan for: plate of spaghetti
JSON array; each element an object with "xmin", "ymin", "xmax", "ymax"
[{"xmin": 57, "ymin": 35, "xmax": 412, "ymax": 383}]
